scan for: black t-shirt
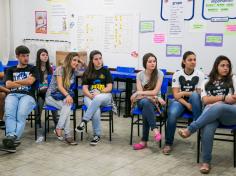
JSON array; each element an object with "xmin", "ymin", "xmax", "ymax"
[
  {"xmin": 5, "ymin": 65, "xmax": 40, "ymax": 98},
  {"xmin": 82, "ymin": 67, "xmax": 113, "ymax": 92}
]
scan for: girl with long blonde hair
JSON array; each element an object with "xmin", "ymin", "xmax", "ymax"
[{"xmin": 46, "ymin": 52, "xmax": 81, "ymax": 145}]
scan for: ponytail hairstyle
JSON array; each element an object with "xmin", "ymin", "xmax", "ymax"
[
  {"xmin": 83, "ymin": 50, "xmax": 103, "ymax": 80},
  {"xmin": 205, "ymin": 55, "xmax": 234, "ymax": 94},
  {"xmin": 142, "ymin": 53, "xmax": 158, "ymax": 90}
]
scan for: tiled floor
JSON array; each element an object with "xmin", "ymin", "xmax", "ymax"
[{"xmin": 0, "ymin": 110, "xmax": 235, "ymax": 176}]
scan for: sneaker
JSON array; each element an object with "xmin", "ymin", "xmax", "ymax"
[
  {"xmin": 2, "ymin": 136, "xmax": 16, "ymax": 148},
  {"xmin": 0, "ymin": 120, "xmax": 5, "ymax": 129},
  {"xmin": 75, "ymin": 121, "xmax": 86, "ymax": 133},
  {"xmin": 90, "ymin": 136, "xmax": 100, "ymax": 146},
  {"xmin": 0, "ymin": 144, "xmax": 16, "ymax": 153},
  {"xmin": 65, "ymin": 137, "xmax": 78, "ymax": 145},
  {"xmin": 35, "ymin": 136, "xmax": 44, "ymax": 144},
  {"xmin": 14, "ymin": 139, "xmax": 21, "ymax": 147}
]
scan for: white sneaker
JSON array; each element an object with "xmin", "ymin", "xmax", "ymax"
[{"xmin": 36, "ymin": 136, "xmax": 44, "ymax": 143}]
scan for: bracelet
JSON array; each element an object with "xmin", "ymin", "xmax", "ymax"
[{"xmin": 65, "ymin": 93, "xmax": 70, "ymax": 97}]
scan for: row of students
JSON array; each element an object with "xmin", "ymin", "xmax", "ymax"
[
  {"xmin": 0, "ymin": 45, "xmax": 113, "ymax": 150},
  {"xmin": 1, "ymin": 45, "xmax": 235, "ymax": 174},
  {"xmin": 132, "ymin": 52, "xmax": 236, "ymax": 174}
]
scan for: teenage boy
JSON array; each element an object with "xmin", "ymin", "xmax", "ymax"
[{"xmin": 1, "ymin": 45, "xmax": 39, "ymax": 153}]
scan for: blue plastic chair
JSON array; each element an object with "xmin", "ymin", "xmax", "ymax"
[
  {"xmin": 7, "ymin": 60, "xmax": 18, "ymax": 67},
  {"xmin": 43, "ymin": 104, "xmax": 77, "ymax": 141},
  {"xmin": 80, "ymin": 104, "xmax": 114, "ymax": 141},
  {"xmin": 130, "ymin": 74, "xmax": 169, "ymax": 147},
  {"xmin": 197, "ymin": 124, "xmax": 236, "ymax": 167}
]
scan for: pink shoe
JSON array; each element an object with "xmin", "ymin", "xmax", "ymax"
[
  {"xmin": 133, "ymin": 143, "xmax": 147, "ymax": 150},
  {"xmin": 154, "ymin": 132, "xmax": 162, "ymax": 142}
]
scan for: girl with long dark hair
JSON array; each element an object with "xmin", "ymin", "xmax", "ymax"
[
  {"xmin": 35, "ymin": 49, "xmax": 58, "ymax": 138},
  {"xmin": 75, "ymin": 50, "xmax": 113, "ymax": 146},
  {"xmin": 132, "ymin": 53, "xmax": 165, "ymax": 150}
]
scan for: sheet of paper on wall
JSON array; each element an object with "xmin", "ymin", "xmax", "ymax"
[
  {"xmin": 224, "ymin": 21, "xmax": 236, "ymax": 35},
  {"xmin": 166, "ymin": 44, "xmax": 182, "ymax": 57},
  {"xmin": 47, "ymin": 0, "xmax": 69, "ymax": 35},
  {"xmin": 139, "ymin": 21, "xmax": 155, "ymax": 33},
  {"xmin": 188, "ymin": 20, "xmax": 207, "ymax": 33},
  {"xmin": 168, "ymin": 0, "xmax": 184, "ymax": 38},
  {"xmin": 153, "ymin": 33, "xmax": 165, "ymax": 44},
  {"xmin": 205, "ymin": 33, "xmax": 223, "ymax": 47}
]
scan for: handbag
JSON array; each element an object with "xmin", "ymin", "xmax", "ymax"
[{"xmin": 51, "ymin": 90, "xmax": 75, "ymax": 100}]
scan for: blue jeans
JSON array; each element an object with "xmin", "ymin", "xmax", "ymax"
[
  {"xmin": 45, "ymin": 96, "xmax": 72, "ymax": 137},
  {"xmin": 137, "ymin": 98, "xmax": 157, "ymax": 142},
  {"xmin": 165, "ymin": 92, "xmax": 202, "ymax": 145},
  {"xmin": 83, "ymin": 93, "xmax": 112, "ymax": 136},
  {"xmin": 5, "ymin": 93, "xmax": 36, "ymax": 139},
  {"xmin": 189, "ymin": 103, "xmax": 236, "ymax": 163}
]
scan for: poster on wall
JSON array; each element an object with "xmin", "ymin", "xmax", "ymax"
[
  {"xmin": 202, "ymin": 0, "xmax": 236, "ymax": 22},
  {"xmin": 205, "ymin": 33, "xmax": 223, "ymax": 47},
  {"xmin": 48, "ymin": 1, "xmax": 68, "ymax": 34},
  {"xmin": 35, "ymin": 11, "xmax": 47, "ymax": 34},
  {"xmin": 160, "ymin": 0, "xmax": 195, "ymax": 21},
  {"xmin": 168, "ymin": 0, "xmax": 184, "ymax": 38},
  {"xmin": 139, "ymin": 21, "xmax": 155, "ymax": 33},
  {"xmin": 166, "ymin": 44, "xmax": 182, "ymax": 57}
]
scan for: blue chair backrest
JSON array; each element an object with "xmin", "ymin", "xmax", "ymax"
[
  {"xmin": 7, "ymin": 60, "xmax": 18, "ymax": 66},
  {"xmin": 161, "ymin": 77, "xmax": 168, "ymax": 95},
  {"xmin": 103, "ymin": 65, "xmax": 108, "ymax": 69},
  {"xmin": 160, "ymin": 69, "xmax": 167, "ymax": 75},
  {"xmin": 116, "ymin": 66, "xmax": 135, "ymax": 73},
  {"xmin": 47, "ymin": 74, "xmax": 52, "ymax": 84}
]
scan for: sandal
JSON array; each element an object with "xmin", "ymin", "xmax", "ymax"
[
  {"xmin": 65, "ymin": 137, "xmax": 78, "ymax": 145},
  {"xmin": 154, "ymin": 132, "xmax": 162, "ymax": 142},
  {"xmin": 178, "ymin": 129, "xmax": 191, "ymax": 138},
  {"xmin": 133, "ymin": 142, "xmax": 147, "ymax": 150},
  {"xmin": 162, "ymin": 145, "xmax": 172, "ymax": 155},
  {"xmin": 54, "ymin": 129, "xmax": 63, "ymax": 141},
  {"xmin": 199, "ymin": 163, "xmax": 211, "ymax": 174}
]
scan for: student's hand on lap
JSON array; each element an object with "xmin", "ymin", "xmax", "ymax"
[{"xmin": 65, "ymin": 95, "xmax": 73, "ymax": 105}]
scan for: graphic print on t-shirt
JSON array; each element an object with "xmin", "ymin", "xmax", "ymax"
[
  {"xmin": 90, "ymin": 79, "xmax": 105, "ymax": 92},
  {"xmin": 179, "ymin": 76, "xmax": 199, "ymax": 92},
  {"xmin": 11, "ymin": 71, "xmax": 31, "ymax": 91},
  {"xmin": 206, "ymin": 81, "xmax": 229, "ymax": 96}
]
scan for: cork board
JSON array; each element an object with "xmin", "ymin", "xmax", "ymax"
[{"xmin": 56, "ymin": 51, "xmax": 87, "ymax": 67}]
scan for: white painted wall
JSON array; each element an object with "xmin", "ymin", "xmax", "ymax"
[{"xmin": 9, "ymin": 0, "xmax": 236, "ymax": 73}]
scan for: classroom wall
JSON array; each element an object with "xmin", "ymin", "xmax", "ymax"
[{"xmin": 10, "ymin": 0, "xmax": 236, "ymax": 73}]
